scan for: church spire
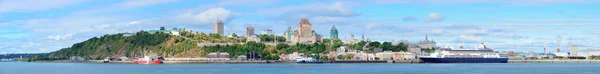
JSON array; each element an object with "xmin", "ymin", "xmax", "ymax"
[{"xmin": 425, "ymin": 34, "xmax": 428, "ymax": 41}]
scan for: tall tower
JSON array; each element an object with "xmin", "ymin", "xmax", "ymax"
[
  {"xmin": 330, "ymin": 25, "xmax": 338, "ymax": 39},
  {"xmin": 297, "ymin": 18, "xmax": 312, "ymax": 36},
  {"xmin": 361, "ymin": 34, "xmax": 364, "ymax": 41},
  {"xmin": 556, "ymin": 35, "xmax": 562, "ymax": 52},
  {"xmin": 544, "ymin": 41, "xmax": 548, "ymax": 56},
  {"xmin": 246, "ymin": 27, "xmax": 254, "ymax": 36},
  {"xmin": 425, "ymin": 34, "xmax": 428, "ymax": 41},
  {"xmin": 213, "ymin": 19, "xmax": 224, "ymax": 35}
]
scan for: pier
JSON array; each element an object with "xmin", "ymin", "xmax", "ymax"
[{"xmin": 508, "ymin": 60, "xmax": 600, "ymax": 63}]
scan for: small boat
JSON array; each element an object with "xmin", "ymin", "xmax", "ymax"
[
  {"xmin": 296, "ymin": 57, "xmax": 323, "ymax": 63},
  {"xmin": 103, "ymin": 59, "xmax": 110, "ymax": 63},
  {"xmin": 134, "ymin": 56, "xmax": 162, "ymax": 64}
]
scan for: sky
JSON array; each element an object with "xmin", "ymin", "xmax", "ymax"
[{"xmin": 1, "ymin": 0, "xmax": 600, "ymax": 53}]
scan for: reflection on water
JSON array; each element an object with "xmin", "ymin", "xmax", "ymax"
[{"xmin": 1, "ymin": 62, "xmax": 600, "ymax": 74}]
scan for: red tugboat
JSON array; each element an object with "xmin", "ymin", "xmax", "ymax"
[{"xmin": 134, "ymin": 56, "xmax": 162, "ymax": 64}]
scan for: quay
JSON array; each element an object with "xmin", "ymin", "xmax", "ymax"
[
  {"xmin": 508, "ymin": 60, "xmax": 600, "ymax": 63},
  {"xmin": 328, "ymin": 60, "xmax": 421, "ymax": 63}
]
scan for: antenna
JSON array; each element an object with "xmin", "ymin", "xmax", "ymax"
[
  {"xmin": 544, "ymin": 40, "xmax": 548, "ymax": 56},
  {"xmin": 556, "ymin": 35, "xmax": 562, "ymax": 52}
]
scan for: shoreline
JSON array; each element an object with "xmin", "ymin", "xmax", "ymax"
[{"xmin": 15, "ymin": 59, "xmax": 600, "ymax": 64}]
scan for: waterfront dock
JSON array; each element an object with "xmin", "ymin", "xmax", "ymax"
[
  {"xmin": 329, "ymin": 60, "xmax": 421, "ymax": 63},
  {"xmin": 508, "ymin": 60, "xmax": 600, "ymax": 63}
]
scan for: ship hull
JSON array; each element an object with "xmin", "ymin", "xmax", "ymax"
[{"xmin": 420, "ymin": 57, "xmax": 508, "ymax": 63}]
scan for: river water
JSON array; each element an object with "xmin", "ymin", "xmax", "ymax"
[{"xmin": 1, "ymin": 62, "xmax": 599, "ymax": 74}]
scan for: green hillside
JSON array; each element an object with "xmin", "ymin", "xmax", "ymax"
[{"xmin": 40, "ymin": 29, "xmax": 408, "ymax": 61}]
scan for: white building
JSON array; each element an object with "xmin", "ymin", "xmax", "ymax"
[
  {"xmin": 554, "ymin": 52, "xmax": 569, "ymax": 58},
  {"xmin": 375, "ymin": 51, "xmax": 416, "ymax": 60},
  {"xmin": 246, "ymin": 35, "xmax": 260, "ymax": 42},
  {"xmin": 262, "ymin": 29, "xmax": 274, "ymax": 35},
  {"xmin": 578, "ymin": 49, "xmax": 600, "ymax": 58},
  {"xmin": 344, "ymin": 34, "xmax": 358, "ymax": 44},
  {"xmin": 570, "ymin": 45, "xmax": 580, "ymax": 56},
  {"xmin": 284, "ymin": 52, "xmax": 305, "ymax": 60}
]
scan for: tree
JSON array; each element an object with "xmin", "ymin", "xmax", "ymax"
[
  {"xmin": 368, "ymin": 41, "xmax": 381, "ymax": 48},
  {"xmin": 320, "ymin": 56, "xmax": 329, "ymax": 60},
  {"xmin": 231, "ymin": 33, "xmax": 237, "ymax": 37},
  {"xmin": 381, "ymin": 42, "xmax": 394, "ymax": 51},
  {"xmin": 337, "ymin": 55, "xmax": 344, "ymax": 60},
  {"xmin": 344, "ymin": 54, "xmax": 354, "ymax": 59}
]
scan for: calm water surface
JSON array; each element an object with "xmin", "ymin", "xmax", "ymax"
[{"xmin": 1, "ymin": 62, "xmax": 599, "ymax": 74}]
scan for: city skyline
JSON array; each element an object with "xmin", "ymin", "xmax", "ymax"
[{"xmin": 2, "ymin": 0, "xmax": 600, "ymax": 53}]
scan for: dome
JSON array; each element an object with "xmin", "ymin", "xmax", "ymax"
[{"xmin": 331, "ymin": 25, "xmax": 337, "ymax": 30}]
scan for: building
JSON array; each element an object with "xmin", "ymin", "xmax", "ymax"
[
  {"xmin": 237, "ymin": 55, "xmax": 247, "ymax": 60},
  {"xmin": 246, "ymin": 35, "xmax": 260, "ymax": 42},
  {"xmin": 554, "ymin": 52, "xmax": 569, "ymax": 58},
  {"xmin": 418, "ymin": 34, "xmax": 436, "ymax": 49},
  {"xmin": 570, "ymin": 45, "xmax": 580, "ymax": 56},
  {"xmin": 375, "ymin": 51, "xmax": 416, "ymax": 60},
  {"xmin": 207, "ymin": 52, "xmax": 230, "ymax": 60},
  {"xmin": 246, "ymin": 27, "xmax": 254, "ymax": 36},
  {"xmin": 408, "ymin": 45, "xmax": 422, "ymax": 55},
  {"xmin": 283, "ymin": 18, "xmax": 323, "ymax": 43},
  {"xmin": 70, "ymin": 56, "xmax": 84, "ymax": 61},
  {"xmin": 283, "ymin": 52, "xmax": 305, "ymax": 60},
  {"xmin": 330, "ymin": 25, "xmax": 338, "ymax": 39},
  {"xmin": 247, "ymin": 52, "xmax": 260, "ymax": 60},
  {"xmin": 262, "ymin": 29, "xmax": 274, "ymax": 35},
  {"xmin": 213, "ymin": 19, "xmax": 224, "ymax": 35},
  {"xmin": 578, "ymin": 49, "xmax": 600, "ymax": 59},
  {"xmin": 344, "ymin": 34, "xmax": 358, "ymax": 44}
]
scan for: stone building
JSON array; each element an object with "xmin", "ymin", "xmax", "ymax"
[{"xmin": 283, "ymin": 18, "xmax": 323, "ymax": 43}]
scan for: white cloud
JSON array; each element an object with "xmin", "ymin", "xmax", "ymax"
[
  {"xmin": 116, "ymin": 0, "xmax": 178, "ymax": 9},
  {"xmin": 175, "ymin": 7, "xmax": 234, "ymax": 25},
  {"xmin": 499, "ymin": 19, "xmax": 600, "ymax": 23},
  {"xmin": 48, "ymin": 33, "xmax": 74, "ymax": 40},
  {"xmin": 311, "ymin": 16, "xmax": 345, "ymax": 23},
  {"xmin": 0, "ymin": 0, "xmax": 87, "ymax": 13},
  {"xmin": 371, "ymin": 0, "xmax": 600, "ymax": 4},
  {"xmin": 402, "ymin": 16, "xmax": 417, "ymax": 21},
  {"xmin": 216, "ymin": 0, "xmax": 278, "ymax": 7},
  {"xmin": 261, "ymin": 1, "xmax": 358, "ymax": 18},
  {"xmin": 425, "ymin": 13, "xmax": 444, "ymax": 22},
  {"xmin": 458, "ymin": 35, "xmax": 483, "ymax": 42}
]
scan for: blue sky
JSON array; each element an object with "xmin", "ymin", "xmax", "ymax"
[{"xmin": 2, "ymin": 0, "xmax": 600, "ymax": 53}]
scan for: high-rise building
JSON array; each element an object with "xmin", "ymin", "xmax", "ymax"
[
  {"xmin": 330, "ymin": 25, "xmax": 338, "ymax": 39},
  {"xmin": 283, "ymin": 18, "xmax": 323, "ymax": 43},
  {"xmin": 213, "ymin": 19, "xmax": 224, "ymax": 35},
  {"xmin": 246, "ymin": 27, "xmax": 254, "ymax": 36}
]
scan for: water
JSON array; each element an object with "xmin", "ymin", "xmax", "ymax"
[{"xmin": 1, "ymin": 62, "xmax": 599, "ymax": 74}]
